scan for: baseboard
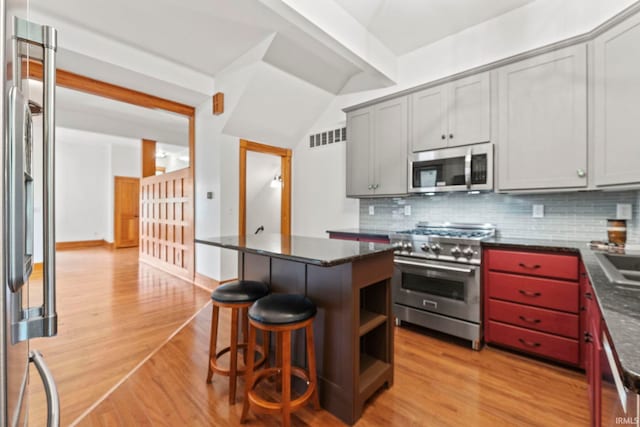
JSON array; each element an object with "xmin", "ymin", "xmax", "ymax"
[
  {"xmin": 56, "ymin": 239, "xmax": 112, "ymax": 250},
  {"xmin": 194, "ymin": 273, "xmax": 219, "ymax": 290}
]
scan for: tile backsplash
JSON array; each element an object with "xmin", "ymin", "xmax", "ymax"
[{"xmin": 359, "ymin": 190, "xmax": 640, "ymax": 244}]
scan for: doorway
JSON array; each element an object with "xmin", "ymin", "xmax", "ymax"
[
  {"xmin": 114, "ymin": 176, "xmax": 140, "ymax": 248},
  {"xmin": 239, "ymin": 139, "xmax": 291, "ymax": 236}
]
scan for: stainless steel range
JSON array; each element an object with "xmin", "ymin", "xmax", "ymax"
[{"xmin": 390, "ymin": 222, "xmax": 496, "ymax": 350}]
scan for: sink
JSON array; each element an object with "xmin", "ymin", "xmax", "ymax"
[{"xmin": 594, "ymin": 252, "xmax": 640, "ymax": 286}]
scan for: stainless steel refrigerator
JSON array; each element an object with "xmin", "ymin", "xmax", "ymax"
[{"xmin": 2, "ymin": 0, "xmax": 59, "ymax": 425}]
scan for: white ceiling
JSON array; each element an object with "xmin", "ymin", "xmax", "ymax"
[{"xmin": 333, "ymin": 0, "xmax": 537, "ymax": 55}]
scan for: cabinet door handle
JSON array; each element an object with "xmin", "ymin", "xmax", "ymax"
[
  {"xmin": 449, "ymin": 133, "xmax": 454, "ymax": 139},
  {"xmin": 518, "ymin": 262, "xmax": 541, "ymax": 270},
  {"xmin": 441, "ymin": 134, "xmax": 446, "ymax": 140},
  {"xmin": 584, "ymin": 331, "xmax": 593, "ymax": 343},
  {"xmin": 518, "ymin": 315, "xmax": 541, "ymax": 324},
  {"xmin": 518, "ymin": 338, "xmax": 541, "ymax": 348},
  {"xmin": 519, "ymin": 289, "xmax": 541, "ymax": 297}
]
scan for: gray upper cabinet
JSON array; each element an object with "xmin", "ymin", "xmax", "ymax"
[
  {"xmin": 410, "ymin": 72, "xmax": 490, "ymax": 152},
  {"xmin": 346, "ymin": 106, "xmax": 374, "ymax": 197},
  {"xmin": 594, "ymin": 12, "xmax": 640, "ymax": 187},
  {"xmin": 497, "ymin": 45, "xmax": 588, "ymax": 191},
  {"xmin": 374, "ymin": 97, "xmax": 408, "ymax": 196},
  {"xmin": 346, "ymin": 97, "xmax": 408, "ymax": 197},
  {"xmin": 410, "ymin": 85, "xmax": 448, "ymax": 152}
]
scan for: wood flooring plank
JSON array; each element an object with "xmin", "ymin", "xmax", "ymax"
[
  {"xmin": 79, "ymin": 305, "xmax": 589, "ymax": 427},
  {"xmin": 27, "ymin": 247, "xmax": 211, "ymax": 427}
]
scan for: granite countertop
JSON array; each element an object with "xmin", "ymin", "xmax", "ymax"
[
  {"xmin": 326, "ymin": 228, "xmax": 395, "ymax": 239},
  {"xmin": 196, "ymin": 234, "xmax": 394, "ymax": 267},
  {"xmin": 484, "ymin": 237, "xmax": 640, "ymax": 393}
]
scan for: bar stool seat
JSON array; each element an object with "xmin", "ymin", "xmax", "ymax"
[
  {"xmin": 247, "ymin": 294, "xmax": 317, "ymax": 325},
  {"xmin": 241, "ymin": 294, "xmax": 320, "ymax": 427},
  {"xmin": 207, "ymin": 280, "xmax": 270, "ymax": 405}
]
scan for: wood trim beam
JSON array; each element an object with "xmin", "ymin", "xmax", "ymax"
[
  {"xmin": 141, "ymin": 139, "xmax": 157, "ymax": 178},
  {"xmin": 239, "ymin": 144, "xmax": 247, "ymax": 236},
  {"xmin": 281, "ymin": 151, "xmax": 292, "ymax": 236},
  {"xmin": 27, "ymin": 60, "xmax": 195, "ymax": 117},
  {"xmin": 239, "ymin": 139, "xmax": 290, "ymax": 157}
]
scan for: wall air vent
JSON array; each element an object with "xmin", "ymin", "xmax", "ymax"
[{"xmin": 309, "ymin": 126, "xmax": 347, "ymax": 148}]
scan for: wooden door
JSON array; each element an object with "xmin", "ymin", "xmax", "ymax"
[
  {"xmin": 594, "ymin": 12, "xmax": 640, "ymax": 187},
  {"xmin": 373, "ymin": 96, "xmax": 408, "ymax": 196},
  {"xmin": 447, "ymin": 72, "xmax": 491, "ymax": 148},
  {"xmin": 410, "ymin": 84, "xmax": 448, "ymax": 152},
  {"xmin": 346, "ymin": 106, "xmax": 374, "ymax": 197},
  {"xmin": 114, "ymin": 176, "xmax": 140, "ymax": 248},
  {"xmin": 497, "ymin": 44, "xmax": 588, "ymax": 191}
]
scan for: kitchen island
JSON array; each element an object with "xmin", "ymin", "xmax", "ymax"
[{"xmin": 196, "ymin": 234, "xmax": 395, "ymax": 425}]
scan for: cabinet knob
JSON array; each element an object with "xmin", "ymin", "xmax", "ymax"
[
  {"xmin": 373, "ymin": 184, "xmax": 379, "ymax": 190},
  {"xmin": 367, "ymin": 185, "xmax": 373, "ymax": 190},
  {"xmin": 577, "ymin": 168, "xmax": 586, "ymax": 178},
  {"xmin": 441, "ymin": 134, "xmax": 446, "ymax": 140},
  {"xmin": 449, "ymin": 133, "xmax": 454, "ymax": 139}
]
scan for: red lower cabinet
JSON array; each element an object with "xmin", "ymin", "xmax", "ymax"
[
  {"xmin": 484, "ymin": 249, "xmax": 580, "ymax": 367},
  {"xmin": 487, "ymin": 321, "xmax": 580, "ymax": 365}
]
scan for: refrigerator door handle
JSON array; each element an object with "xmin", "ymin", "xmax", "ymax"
[
  {"xmin": 29, "ymin": 351, "xmax": 60, "ymax": 427},
  {"xmin": 11, "ymin": 17, "xmax": 58, "ymax": 340}
]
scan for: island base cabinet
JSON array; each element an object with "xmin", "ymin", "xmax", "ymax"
[{"xmin": 239, "ymin": 251, "xmax": 394, "ymax": 425}]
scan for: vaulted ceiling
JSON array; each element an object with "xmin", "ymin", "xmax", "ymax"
[{"xmin": 26, "ymin": 0, "xmax": 540, "ymax": 147}]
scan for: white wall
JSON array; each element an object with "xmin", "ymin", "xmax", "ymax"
[
  {"xmin": 32, "ymin": 127, "xmax": 140, "ymax": 262},
  {"xmin": 55, "ymin": 131, "xmax": 111, "ymax": 243},
  {"xmin": 246, "ymin": 151, "xmax": 281, "ymax": 234},
  {"xmin": 291, "ymin": 0, "xmax": 637, "ymax": 238}
]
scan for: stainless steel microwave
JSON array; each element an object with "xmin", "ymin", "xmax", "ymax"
[{"xmin": 408, "ymin": 143, "xmax": 493, "ymax": 193}]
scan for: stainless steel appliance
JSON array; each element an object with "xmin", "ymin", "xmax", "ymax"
[
  {"xmin": 2, "ymin": 6, "xmax": 60, "ymax": 426},
  {"xmin": 599, "ymin": 327, "xmax": 639, "ymax": 426},
  {"xmin": 390, "ymin": 222, "xmax": 496, "ymax": 350},
  {"xmin": 408, "ymin": 142, "xmax": 493, "ymax": 193}
]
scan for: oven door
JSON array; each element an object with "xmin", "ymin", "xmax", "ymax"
[{"xmin": 393, "ymin": 256, "xmax": 480, "ymax": 322}]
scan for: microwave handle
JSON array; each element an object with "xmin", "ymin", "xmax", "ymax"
[{"xmin": 464, "ymin": 148, "xmax": 472, "ymax": 189}]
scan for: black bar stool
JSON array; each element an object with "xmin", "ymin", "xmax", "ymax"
[
  {"xmin": 241, "ymin": 294, "xmax": 320, "ymax": 427},
  {"xmin": 207, "ymin": 280, "xmax": 270, "ymax": 404}
]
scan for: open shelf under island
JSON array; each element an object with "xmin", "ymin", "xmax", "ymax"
[{"xmin": 196, "ymin": 234, "xmax": 395, "ymax": 425}]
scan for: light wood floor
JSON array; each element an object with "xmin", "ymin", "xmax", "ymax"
[
  {"xmin": 28, "ymin": 247, "xmax": 211, "ymax": 426},
  {"xmin": 32, "ymin": 248, "xmax": 590, "ymax": 426}
]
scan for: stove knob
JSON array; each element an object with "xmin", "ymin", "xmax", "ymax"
[
  {"xmin": 430, "ymin": 243, "xmax": 442, "ymax": 254},
  {"xmin": 403, "ymin": 242, "xmax": 413, "ymax": 252},
  {"xmin": 463, "ymin": 247, "xmax": 476, "ymax": 259},
  {"xmin": 420, "ymin": 243, "xmax": 430, "ymax": 252},
  {"xmin": 450, "ymin": 246, "xmax": 462, "ymax": 257}
]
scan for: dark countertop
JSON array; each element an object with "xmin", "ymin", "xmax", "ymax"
[
  {"xmin": 196, "ymin": 234, "xmax": 394, "ymax": 267},
  {"xmin": 326, "ymin": 228, "xmax": 395, "ymax": 240},
  {"xmin": 484, "ymin": 237, "xmax": 640, "ymax": 393}
]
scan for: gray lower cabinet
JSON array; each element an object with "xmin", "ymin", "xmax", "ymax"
[
  {"xmin": 410, "ymin": 72, "xmax": 490, "ymax": 152},
  {"xmin": 594, "ymin": 12, "xmax": 640, "ymax": 187},
  {"xmin": 346, "ymin": 97, "xmax": 408, "ymax": 197},
  {"xmin": 497, "ymin": 44, "xmax": 588, "ymax": 191}
]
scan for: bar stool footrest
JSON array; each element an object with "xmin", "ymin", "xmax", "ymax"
[{"xmin": 247, "ymin": 367, "xmax": 315, "ymax": 414}]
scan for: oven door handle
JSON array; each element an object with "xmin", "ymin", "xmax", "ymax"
[{"xmin": 394, "ymin": 258, "xmax": 475, "ymax": 274}]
